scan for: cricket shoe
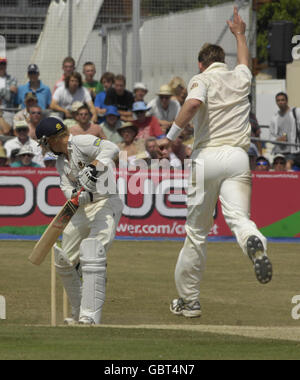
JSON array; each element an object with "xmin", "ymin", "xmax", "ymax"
[
  {"xmin": 247, "ymin": 235, "xmax": 272, "ymax": 284},
  {"xmin": 78, "ymin": 316, "xmax": 96, "ymax": 326},
  {"xmin": 64, "ymin": 318, "xmax": 78, "ymax": 326},
  {"xmin": 170, "ymin": 298, "xmax": 202, "ymax": 318}
]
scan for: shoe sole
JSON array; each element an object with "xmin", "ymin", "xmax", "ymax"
[{"xmin": 247, "ymin": 235, "xmax": 272, "ymax": 284}]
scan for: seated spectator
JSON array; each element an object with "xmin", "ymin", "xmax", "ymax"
[
  {"xmin": 17, "ymin": 64, "xmax": 52, "ymax": 111},
  {"xmin": 4, "ymin": 120, "xmax": 44, "ymax": 167},
  {"xmin": 148, "ymin": 84, "xmax": 180, "ymax": 133},
  {"xmin": 272, "ymin": 154, "xmax": 287, "ymax": 172},
  {"xmin": 0, "ymin": 57, "xmax": 18, "ymax": 127},
  {"xmin": 70, "ymin": 104, "xmax": 106, "ymax": 139},
  {"xmin": 27, "ymin": 105, "xmax": 43, "ymax": 140},
  {"xmin": 145, "ymin": 137, "xmax": 161, "ymax": 159},
  {"xmin": 82, "ymin": 61, "xmax": 104, "ymax": 101},
  {"xmin": 43, "ymin": 153, "xmax": 57, "ymax": 168},
  {"xmin": 94, "ymin": 72, "xmax": 115, "ymax": 123},
  {"xmin": 168, "ymin": 76, "xmax": 187, "ymax": 107},
  {"xmin": 104, "ymin": 74, "xmax": 134, "ymax": 122},
  {"xmin": 132, "ymin": 102, "xmax": 164, "ymax": 140},
  {"xmin": 10, "ymin": 145, "xmax": 41, "ymax": 168},
  {"xmin": 0, "ymin": 146, "xmax": 9, "ymax": 167},
  {"xmin": 133, "ymin": 82, "xmax": 148, "ymax": 103},
  {"xmin": 0, "ymin": 104, "xmax": 12, "ymax": 136},
  {"xmin": 99, "ymin": 106, "xmax": 123, "ymax": 144},
  {"xmin": 63, "ymin": 101, "xmax": 83, "ymax": 129},
  {"xmin": 157, "ymin": 138, "xmax": 182, "ymax": 169},
  {"xmin": 255, "ymin": 156, "xmax": 270, "ymax": 171},
  {"xmin": 51, "ymin": 72, "xmax": 97, "ymax": 123},
  {"xmin": 53, "ymin": 56, "xmax": 76, "ymax": 93},
  {"xmin": 14, "ymin": 92, "xmax": 38, "ymax": 123},
  {"xmin": 118, "ymin": 122, "xmax": 146, "ymax": 166}
]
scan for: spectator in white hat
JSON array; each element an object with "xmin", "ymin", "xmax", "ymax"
[
  {"xmin": 147, "ymin": 84, "xmax": 181, "ymax": 133},
  {"xmin": 10, "ymin": 145, "xmax": 41, "ymax": 168},
  {"xmin": 133, "ymin": 82, "xmax": 148, "ymax": 103},
  {"xmin": 0, "ymin": 146, "xmax": 9, "ymax": 167},
  {"xmin": 4, "ymin": 120, "xmax": 44, "ymax": 166}
]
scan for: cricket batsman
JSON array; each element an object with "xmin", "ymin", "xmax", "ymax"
[
  {"xmin": 36, "ymin": 117, "xmax": 123, "ymax": 325},
  {"xmin": 166, "ymin": 7, "xmax": 273, "ymax": 318}
]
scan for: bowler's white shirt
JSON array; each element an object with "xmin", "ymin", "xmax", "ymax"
[{"xmin": 186, "ymin": 63, "xmax": 252, "ymax": 152}]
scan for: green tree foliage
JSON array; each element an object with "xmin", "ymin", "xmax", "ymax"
[{"xmin": 257, "ymin": 0, "xmax": 300, "ymax": 63}]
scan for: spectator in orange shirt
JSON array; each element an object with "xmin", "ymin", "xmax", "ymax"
[{"xmin": 132, "ymin": 102, "xmax": 165, "ymax": 140}]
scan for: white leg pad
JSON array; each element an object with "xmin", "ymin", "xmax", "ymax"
[
  {"xmin": 79, "ymin": 238, "xmax": 106, "ymax": 324},
  {"xmin": 54, "ymin": 244, "xmax": 82, "ymax": 321}
]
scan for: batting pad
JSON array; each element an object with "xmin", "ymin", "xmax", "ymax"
[{"xmin": 80, "ymin": 238, "xmax": 106, "ymax": 324}]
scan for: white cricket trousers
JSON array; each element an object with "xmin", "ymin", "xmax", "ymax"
[{"xmin": 175, "ymin": 146, "xmax": 267, "ymax": 303}]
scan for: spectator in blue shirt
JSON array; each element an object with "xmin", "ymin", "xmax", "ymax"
[{"xmin": 17, "ymin": 64, "xmax": 52, "ymax": 110}]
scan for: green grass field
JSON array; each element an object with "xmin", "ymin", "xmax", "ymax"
[{"xmin": 1, "ymin": 240, "xmax": 300, "ymax": 360}]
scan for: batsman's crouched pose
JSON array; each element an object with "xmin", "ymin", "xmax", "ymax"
[
  {"xmin": 167, "ymin": 7, "xmax": 273, "ymax": 318},
  {"xmin": 36, "ymin": 117, "xmax": 123, "ymax": 325}
]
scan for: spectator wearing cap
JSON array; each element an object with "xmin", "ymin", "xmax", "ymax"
[
  {"xmin": 133, "ymin": 82, "xmax": 148, "ymax": 103},
  {"xmin": 0, "ymin": 146, "xmax": 9, "ymax": 167},
  {"xmin": 272, "ymin": 154, "xmax": 287, "ymax": 172},
  {"xmin": 51, "ymin": 72, "xmax": 98, "ymax": 123},
  {"xmin": 132, "ymin": 101, "xmax": 164, "ymax": 140},
  {"xmin": 17, "ymin": 64, "xmax": 52, "ymax": 110},
  {"xmin": 4, "ymin": 120, "xmax": 44, "ymax": 167},
  {"xmin": 94, "ymin": 72, "xmax": 115, "ymax": 124},
  {"xmin": 118, "ymin": 122, "xmax": 146, "ymax": 166},
  {"xmin": 14, "ymin": 92, "xmax": 38, "ymax": 123},
  {"xmin": 255, "ymin": 156, "xmax": 270, "ymax": 171},
  {"xmin": 99, "ymin": 106, "xmax": 123, "ymax": 144},
  {"xmin": 10, "ymin": 145, "xmax": 41, "ymax": 168},
  {"xmin": 104, "ymin": 74, "xmax": 134, "ymax": 122},
  {"xmin": 0, "ymin": 57, "xmax": 18, "ymax": 127},
  {"xmin": 70, "ymin": 104, "xmax": 106, "ymax": 139},
  {"xmin": 63, "ymin": 101, "xmax": 83, "ymax": 129},
  {"xmin": 147, "ymin": 84, "xmax": 180, "ymax": 133}
]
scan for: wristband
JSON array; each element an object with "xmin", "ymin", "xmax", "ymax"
[{"xmin": 166, "ymin": 123, "xmax": 182, "ymax": 141}]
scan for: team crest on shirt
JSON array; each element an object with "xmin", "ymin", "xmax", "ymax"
[
  {"xmin": 191, "ymin": 82, "xmax": 199, "ymax": 90},
  {"xmin": 94, "ymin": 138, "xmax": 101, "ymax": 147}
]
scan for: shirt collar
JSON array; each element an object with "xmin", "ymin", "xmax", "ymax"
[{"xmin": 203, "ymin": 62, "xmax": 228, "ymax": 73}]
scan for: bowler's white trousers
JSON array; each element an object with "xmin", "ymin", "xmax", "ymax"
[{"xmin": 175, "ymin": 146, "xmax": 267, "ymax": 302}]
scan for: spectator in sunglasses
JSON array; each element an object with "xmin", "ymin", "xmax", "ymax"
[
  {"xmin": 147, "ymin": 84, "xmax": 181, "ymax": 133},
  {"xmin": 272, "ymin": 154, "xmax": 287, "ymax": 172},
  {"xmin": 255, "ymin": 156, "xmax": 270, "ymax": 171},
  {"xmin": 132, "ymin": 102, "xmax": 164, "ymax": 140}
]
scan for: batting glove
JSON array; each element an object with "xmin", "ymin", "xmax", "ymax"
[{"xmin": 78, "ymin": 164, "xmax": 100, "ymax": 193}]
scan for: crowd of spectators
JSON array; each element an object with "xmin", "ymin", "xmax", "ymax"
[{"xmin": 0, "ymin": 55, "xmax": 298, "ymax": 172}]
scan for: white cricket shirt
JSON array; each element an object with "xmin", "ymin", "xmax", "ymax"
[{"xmin": 186, "ymin": 62, "xmax": 252, "ymax": 152}]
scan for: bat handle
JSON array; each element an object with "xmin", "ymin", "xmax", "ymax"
[{"xmin": 71, "ymin": 187, "xmax": 85, "ymax": 207}]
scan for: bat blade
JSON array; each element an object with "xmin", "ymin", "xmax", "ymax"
[{"xmin": 29, "ymin": 199, "xmax": 79, "ymax": 266}]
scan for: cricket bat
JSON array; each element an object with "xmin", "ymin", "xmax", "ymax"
[
  {"xmin": 29, "ymin": 197, "xmax": 79, "ymax": 266},
  {"xmin": 0, "ymin": 35, "xmax": 6, "ymax": 62}
]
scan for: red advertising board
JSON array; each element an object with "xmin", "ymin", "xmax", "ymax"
[{"xmin": 0, "ymin": 168, "xmax": 299, "ymax": 239}]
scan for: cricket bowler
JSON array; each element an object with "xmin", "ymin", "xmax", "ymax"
[
  {"xmin": 166, "ymin": 7, "xmax": 273, "ymax": 318},
  {"xmin": 36, "ymin": 117, "xmax": 123, "ymax": 325}
]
